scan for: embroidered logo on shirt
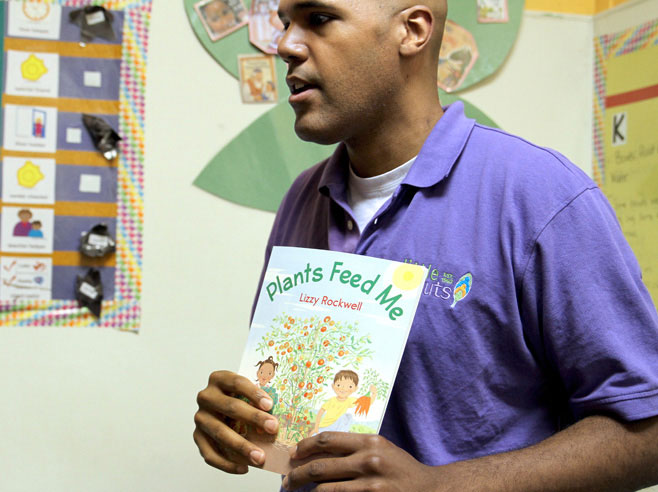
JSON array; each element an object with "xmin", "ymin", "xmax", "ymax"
[
  {"xmin": 451, "ymin": 272, "xmax": 473, "ymax": 308},
  {"xmin": 403, "ymin": 258, "xmax": 473, "ymax": 308}
]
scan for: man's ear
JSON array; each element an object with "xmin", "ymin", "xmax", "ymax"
[{"xmin": 399, "ymin": 6, "xmax": 434, "ymax": 56}]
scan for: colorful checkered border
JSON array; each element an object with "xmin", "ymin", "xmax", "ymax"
[
  {"xmin": 593, "ymin": 18, "xmax": 658, "ymax": 187},
  {"xmin": 0, "ymin": 0, "xmax": 150, "ymax": 332}
]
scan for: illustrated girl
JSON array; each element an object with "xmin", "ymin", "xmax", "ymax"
[{"xmin": 255, "ymin": 356, "xmax": 279, "ymax": 411}]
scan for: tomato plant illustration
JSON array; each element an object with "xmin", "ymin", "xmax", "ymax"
[{"xmin": 256, "ymin": 313, "xmax": 383, "ymax": 444}]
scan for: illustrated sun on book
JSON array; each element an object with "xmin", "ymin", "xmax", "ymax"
[{"xmin": 234, "ymin": 246, "xmax": 428, "ymax": 474}]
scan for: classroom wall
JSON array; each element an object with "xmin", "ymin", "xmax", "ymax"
[{"xmin": 1, "ymin": 1, "xmax": 656, "ymax": 491}]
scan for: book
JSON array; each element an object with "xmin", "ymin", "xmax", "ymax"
[{"xmin": 235, "ymin": 246, "xmax": 428, "ymax": 474}]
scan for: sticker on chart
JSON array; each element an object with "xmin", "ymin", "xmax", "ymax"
[
  {"xmin": 79, "ymin": 174, "xmax": 102, "ymax": 194},
  {"xmin": 194, "ymin": 0, "xmax": 248, "ymax": 42},
  {"xmin": 66, "ymin": 127, "xmax": 83, "ymax": 144},
  {"xmin": 7, "ymin": 2, "xmax": 62, "ymax": 40},
  {"xmin": 83, "ymin": 71, "xmax": 103, "ymax": 88},
  {"xmin": 1, "ymin": 206, "xmax": 55, "ymax": 254},
  {"xmin": 2, "ymin": 157, "xmax": 56, "ymax": 205},
  {"xmin": 3, "ymin": 105, "xmax": 58, "ymax": 153},
  {"xmin": 0, "ymin": 256, "xmax": 53, "ymax": 302},
  {"xmin": 5, "ymin": 50, "xmax": 60, "ymax": 98},
  {"xmin": 437, "ymin": 20, "xmax": 479, "ymax": 92},
  {"xmin": 249, "ymin": 0, "xmax": 284, "ymax": 55},
  {"xmin": 477, "ymin": 0, "xmax": 509, "ymax": 23},
  {"xmin": 238, "ymin": 54, "xmax": 278, "ymax": 103}
]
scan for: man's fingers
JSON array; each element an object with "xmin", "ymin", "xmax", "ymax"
[
  {"xmin": 194, "ymin": 410, "xmax": 266, "ymax": 467},
  {"xmin": 192, "ymin": 428, "xmax": 249, "ymax": 474},
  {"xmin": 208, "ymin": 370, "xmax": 274, "ymax": 411},
  {"xmin": 283, "ymin": 456, "xmax": 360, "ymax": 491},
  {"xmin": 197, "ymin": 384, "xmax": 278, "ymax": 434},
  {"xmin": 294, "ymin": 432, "xmax": 380, "ymax": 460}
]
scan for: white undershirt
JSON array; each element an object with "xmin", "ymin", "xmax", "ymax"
[{"xmin": 347, "ymin": 156, "xmax": 416, "ymax": 233}]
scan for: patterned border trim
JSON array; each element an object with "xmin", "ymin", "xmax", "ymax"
[
  {"xmin": 0, "ymin": 0, "xmax": 150, "ymax": 331},
  {"xmin": 592, "ymin": 18, "xmax": 658, "ymax": 187}
]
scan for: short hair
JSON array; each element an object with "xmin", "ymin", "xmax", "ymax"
[{"xmin": 334, "ymin": 370, "xmax": 358, "ymax": 386}]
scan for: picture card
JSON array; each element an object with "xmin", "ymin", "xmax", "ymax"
[
  {"xmin": 2, "ymin": 157, "xmax": 57, "ymax": 205},
  {"xmin": 437, "ymin": 20, "xmax": 479, "ymax": 92},
  {"xmin": 238, "ymin": 54, "xmax": 278, "ymax": 103},
  {"xmin": 1, "ymin": 206, "xmax": 55, "ymax": 254},
  {"xmin": 3, "ymin": 104, "xmax": 58, "ymax": 153},
  {"xmin": 7, "ymin": 2, "xmax": 63, "ymax": 40},
  {"xmin": 477, "ymin": 0, "xmax": 509, "ymax": 23},
  {"xmin": 5, "ymin": 50, "xmax": 60, "ymax": 98},
  {"xmin": 249, "ymin": 0, "xmax": 284, "ymax": 55},
  {"xmin": 0, "ymin": 256, "xmax": 53, "ymax": 302},
  {"xmin": 194, "ymin": 0, "xmax": 248, "ymax": 41}
]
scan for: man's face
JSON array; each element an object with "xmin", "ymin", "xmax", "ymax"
[
  {"xmin": 277, "ymin": 0, "xmax": 401, "ymax": 144},
  {"xmin": 332, "ymin": 377, "xmax": 356, "ymax": 398}
]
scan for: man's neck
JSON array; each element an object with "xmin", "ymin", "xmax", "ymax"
[{"xmin": 346, "ymin": 96, "xmax": 443, "ymax": 178}]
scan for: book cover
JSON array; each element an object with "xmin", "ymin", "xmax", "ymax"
[{"xmin": 236, "ymin": 246, "xmax": 428, "ymax": 474}]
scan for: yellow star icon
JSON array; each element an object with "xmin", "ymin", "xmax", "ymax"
[
  {"xmin": 21, "ymin": 54, "xmax": 48, "ymax": 81},
  {"xmin": 17, "ymin": 161, "xmax": 45, "ymax": 188}
]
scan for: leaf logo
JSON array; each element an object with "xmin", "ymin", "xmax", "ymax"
[{"xmin": 451, "ymin": 273, "xmax": 473, "ymax": 308}]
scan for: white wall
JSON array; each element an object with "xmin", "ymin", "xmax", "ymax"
[{"xmin": 1, "ymin": 1, "xmax": 656, "ymax": 491}]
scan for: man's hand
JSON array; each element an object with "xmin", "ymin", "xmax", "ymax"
[
  {"xmin": 193, "ymin": 370, "xmax": 279, "ymax": 474},
  {"xmin": 282, "ymin": 432, "xmax": 437, "ymax": 491}
]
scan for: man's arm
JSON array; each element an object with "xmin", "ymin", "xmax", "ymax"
[{"xmin": 283, "ymin": 414, "xmax": 658, "ymax": 491}]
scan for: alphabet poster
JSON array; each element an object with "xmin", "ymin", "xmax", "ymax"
[
  {"xmin": 0, "ymin": 0, "xmax": 151, "ymax": 331},
  {"xmin": 594, "ymin": 18, "xmax": 658, "ymax": 303}
]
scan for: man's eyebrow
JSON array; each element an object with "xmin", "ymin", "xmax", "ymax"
[{"xmin": 278, "ymin": 0, "xmax": 338, "ymax": 19}]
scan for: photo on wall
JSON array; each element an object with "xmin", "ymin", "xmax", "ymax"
[
  {"xmin": 194, "ymin": 0, "xmax": 248, "ymax": 42},
  {"xmin": 238, "ymin": 54, "xmax": 278, "ymax": 103}
]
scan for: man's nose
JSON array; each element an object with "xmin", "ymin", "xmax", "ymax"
[{"xmin": 277, "ymin": 26, "xmax": 309, "ymax": 63}]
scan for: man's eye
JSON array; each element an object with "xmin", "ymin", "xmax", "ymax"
[{"xmin": 309, "ymin": 13, "xmax": 331, "ymax": 26}]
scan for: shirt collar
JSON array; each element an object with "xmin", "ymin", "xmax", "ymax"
[
  {"xmin": 318, "ymin": 101, "xmax": 475, "ymax": 198},
  {"xmin": 403, "ymin": 101, "xmax": 475, "ymax": 188}
]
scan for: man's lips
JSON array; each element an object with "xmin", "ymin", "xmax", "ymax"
[{"xmin": 287, "ymin": 76, "xmax": 319, "ymax": 96}]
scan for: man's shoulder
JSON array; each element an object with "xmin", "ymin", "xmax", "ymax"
[{"xmin": 465, "ymin": 123, "xmax": 597, "ymax": 199}]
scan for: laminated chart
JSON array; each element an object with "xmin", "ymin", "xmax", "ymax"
[
  {"xmin": 594, "ymin": 18, "xmax": 658, "ymax": 304},
  {"xmin": 0, "ymin": 1, "xmax": 151, "ymax": 331}
]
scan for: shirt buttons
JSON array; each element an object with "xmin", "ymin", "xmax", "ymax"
[{"xmin": 347, "ymin": 220, "xmax": 354, "ymax": 231}]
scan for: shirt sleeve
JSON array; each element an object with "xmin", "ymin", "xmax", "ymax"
[{"xmin": 521, "ymin": 187, "xmax": 658, "ymax": 422}]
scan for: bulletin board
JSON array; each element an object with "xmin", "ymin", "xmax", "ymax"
[
  {"xmin": 594, "ymin": 18, "xmax": 658, "ymax": 303},
  {"xmin": 0, "ymin": 0, "xmax": 151, "ymax": 331}
]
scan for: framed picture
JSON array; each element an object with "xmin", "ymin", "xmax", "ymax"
[
  {"xmin": 194, "ymin": 0, "xmax": 248, "ymax": 42},
  {"xmin": 238, "ymin": 54, "xmax": 278, "ymax": 103}
]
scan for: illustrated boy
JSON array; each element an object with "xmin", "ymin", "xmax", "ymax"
[
  {"xmin": 28, "ymin": 220, "xmax": 43, "ymax": 238},
  {"xmin": 311, "ymin": 370, "xmax": 376, "ymax": 436}
]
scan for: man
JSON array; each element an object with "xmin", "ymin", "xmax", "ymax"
[{"xmin": 194, "ymin": 0, "xmax": 658, "ymax": 490}]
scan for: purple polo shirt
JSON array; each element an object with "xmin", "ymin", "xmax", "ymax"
[{"xmin": 262, "ymin": 102, "xmax": 658, "ymax": 481}]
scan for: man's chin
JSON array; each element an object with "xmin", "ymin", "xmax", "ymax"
[{"xmin": 293, "ymin": 120, "xmax": 341, "ymax": 146}]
